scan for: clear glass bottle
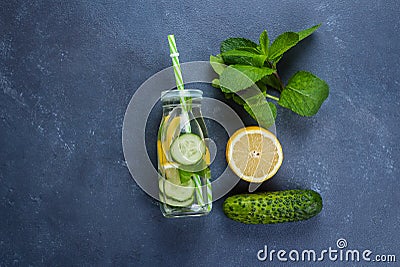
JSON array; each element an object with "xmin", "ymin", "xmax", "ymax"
[{"xmin": 157, "ymin": 89, "xmax": 212, "ymax": 217}]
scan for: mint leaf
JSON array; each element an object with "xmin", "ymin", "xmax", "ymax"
[
  {"xmin": 221, "ymin": 49, "xmax": 266, "ymax": 67},
  {"xmin": 268, "ymin": 32, "xmax": 299, "ymax": 61},
  {"xmin": 224, "ymin": 92, "xmax": 233, "ymax": 99},
  {"xmin": 220, "ymin": 65, "xmax": 275, "ymax": 93},
  {"xmin": 222, "ymin": 49, "xmax": 259, "ymax": 58},
  {"xmin": 261, "ymin": 74, "xmax": 282, "ymax": 91},
  {"xmin": 220, "ymin": 37, "xmax": 257, "ymax": 53},
  {"xmin": 272, "ymin": 54, "xmax": 283, "ymax": 67},
  {"xmin": 246, "ymin": 101, "xmax": 277, "ymax": 120},
  {"xmin": 220, "ymin": 85, "xmax": 232, "ymax": 93},
  {"xmin": 210, "ymin": 55, "xmax": 225, "ymax": 75},
  {"xmin": 259, "ymin": 30, "xmax": 269, "ymax": 56},
  {"xmin": 242, "ymin": 93, "xmax": 275, "ymax": 127},
  {"xmin": 243, "ymin": 103, "xmax": 255, "ymax": 118},
  {"xmin": 268, "ymin": 102, "xmax": 277, "ymax": 119},
  {"xmin": 178, "ymin": 169, "xmax": 192, "ymax": 184},
  {"xmin": 250, "ymin": 54, "xmax": 267, "ymax": 67},
  {"xmin": 298, "ymin": 24, "xmax": 321, "ymax": 41},
  {"xmin": 221, "ymin": 48, "xmax": 266, "ymax": 59},
  {"xmin": 232, "ymin": 94, "xmax": 245, "ymax": 105},
  {"xmin": 211, "ymin": 78, "xmax": 220, "ymax": 88},
  {"xmin": 278, "ymin": 71, "xmax": 329, "ymax": 116},
  {"xmin": 256, "ymin": 81, "xmax": 267, "ymax": 93},
  {"xmin": 195, "ymin": 167, "xmax": 211, "ymax": 179},
  {"xmin": 236, "ymin": 47, "xmax": 261, "ymax": 54}
]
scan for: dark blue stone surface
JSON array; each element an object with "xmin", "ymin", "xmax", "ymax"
[{"xmin": 1, "ymin": 1, "xmax": 399, "ymax": 266}]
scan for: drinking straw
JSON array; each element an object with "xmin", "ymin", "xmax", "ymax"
[
  {"xmin": 206, "ymin": 174, "xmax": 212, "ymax": 211},
  {"xmin": 167, "ymin": 35, "xmax": 212, "ymax": 209},
  {"xmin": 167, "ymin": 35, "xmax": 189, "ymax": 117}
]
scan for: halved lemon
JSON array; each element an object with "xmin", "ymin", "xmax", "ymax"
[{"xmin": 226, "ymin": 126, "xmax": 283, "ymax": 183}]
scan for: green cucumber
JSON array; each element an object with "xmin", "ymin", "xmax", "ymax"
[
  {"xmin": 223, "ymin": 190, "xmax": 322, "ymax": 224},
  {"xmin": 170, "ymin": 133, "xmax": 205, "ymax": 165},
  {"xmin": 159, "ymin": 179, "xmax": 195, "ymax": 202}
]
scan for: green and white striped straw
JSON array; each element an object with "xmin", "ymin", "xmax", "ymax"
[
  {"xmin": 206, "ymin": 173, "xmax": 212, "ymax": 211},
  {"xmin": 167, "ymin": 35, "xmax": 212, "ymax": 210},
  {"xmin": 168, "ymin": 34, "xmax": 190, "ymax": 129},
  {"xmin": 168, "ymin": 35, "xmax": 184, "ymax": 91}
]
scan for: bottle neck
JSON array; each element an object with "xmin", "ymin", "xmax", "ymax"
[{"xmin": 162, "ymin": 102, "xmax": 202, "ymax": 117}]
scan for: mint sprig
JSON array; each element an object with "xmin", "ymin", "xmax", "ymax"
[{"xmin": 210, "ymin": 24, "xmax": 328, "ymax": 124}]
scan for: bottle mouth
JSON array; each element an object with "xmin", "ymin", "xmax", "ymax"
[{"xmin": 161, "ymin": 89, "xmax": 203, "ymax": 102}]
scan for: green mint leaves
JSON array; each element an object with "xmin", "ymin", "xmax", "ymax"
[
  {"xmin": 220, "ymin": 37, "xmax": 257, "ymax": 53},
  {"xmin": 220, "ymin": 65, "xmax": 275, "ymax": 92},
  {"xmin": 210, "ymin": 55, "xmax": 225, "ymax": 75},
  {"xmin": 178, "ymin": 169, "xmax": 193, "ymax": 184},
  {"xmin": 221, "ymin": 49, "xmax": 267, "ymax": 67},
  {"xmin": 268, "ymin": 32, "xmax": 299, "ymax": 62},
  {"xmin": 278, "ymin": 71, "xmax": 329, "ymax": 116},
  {"xmin": 210, "ymin": 24, "xmax": 328, "ymax": 126},
  {"xmin": 259, "ymin": 30, "xmax": 269, "ymax": 56},
  {"xmin": 298, "ymin": 23, "xmax": 321, "ymax": 41}
]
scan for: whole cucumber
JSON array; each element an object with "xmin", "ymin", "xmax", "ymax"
[{"xmin": 223, "ymin": 190, "xmax": 322, "ymax": 224}]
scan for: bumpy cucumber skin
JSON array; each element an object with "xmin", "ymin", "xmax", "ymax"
[{"xmin": 223, "ymin": 190, "xmax": 322, "ymax": 224}]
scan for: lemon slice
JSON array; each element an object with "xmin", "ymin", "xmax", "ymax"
[
  {"xmin": 157, "ymin": 140, "xmax": 167, "ymax": 165},
  {"xmin": 226, "ymin": 126, "xmax": 283, "ymax": 183},
  {"xmin": 160, "ymin": 163, "xmax": 180, "ymax": 184},
  {"xmin": 205, "ymin": 146, "xmax": 211, "ymax": 165},
  {"xmin": 162, "ymin": 163, "xmax": 176, "ymax": 170}
]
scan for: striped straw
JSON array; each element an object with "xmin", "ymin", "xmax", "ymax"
[
  {"xmin": 167, "ymin": 35, "xmax": 184, "ymax": 91},
  {"xmin": 167, "ymin": 35, "xmax": 212, "ymax": 209},
  {"xmin": 206, "ymin": 178, "xmax": 212, "ymax": 211},
  {"xmin": 168, "ymin": 34, "xmax": 190, "ymax": 127}
]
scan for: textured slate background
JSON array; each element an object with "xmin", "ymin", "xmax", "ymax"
[{"xmin": 1, "ymin": 0, "xmax": 399, "ymax": 266}]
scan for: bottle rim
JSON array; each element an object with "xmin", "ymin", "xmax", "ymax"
[{"xmin": 161, "ymin": 89, "xmax": 203, "ymax": 101}]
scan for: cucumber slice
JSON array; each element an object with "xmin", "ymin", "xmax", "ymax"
[
  {"xmin": 170, "ymin": 133, "xmax": 205, "ymax": 165},
  {"xmin": 159, "ymin": 193, "xmax": 194, "ymax": 207},
  {"xmin": 159, "ymin": 178, "xmax": 195, "ymax": 202}
]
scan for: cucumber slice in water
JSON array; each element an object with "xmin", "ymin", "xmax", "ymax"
[
  {"xmin": 170, "ymin": 133, "xmax": 206, "ymax": 165},
  {"xmin": 159, "ymin": 193, "xmax": 195, "ymax": 207},
  {"xmin": 159, "ymin": 178, "xmax": 195, "ymax": 202}
]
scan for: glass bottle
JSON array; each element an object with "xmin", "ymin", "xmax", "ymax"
[{"xmin": 157, "ymin": 89, "xmax": 212, "ymax": 217}]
